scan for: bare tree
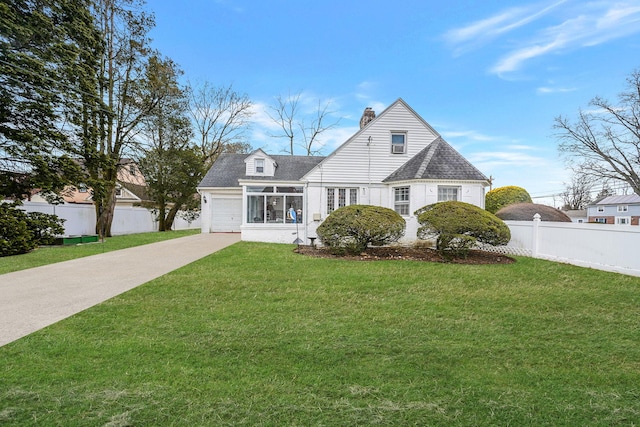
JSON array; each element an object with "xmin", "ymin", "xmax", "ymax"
[
  {"xmin": 186, "ymin": 82, "xmax": 253, "ymax": 168},
  {"xmin": 555, "ymin": 69, "xmax": 640, "ymax": 197},
  {"xmin": 267, "ymin": 92, "xmax": 340, "ymax": 155},
  {"xmin": 88, "ymin": 0, "xmax": 160, "ymax": 237},
  {"xmin": 561, "ymin": 174, "xmax": 593, "ymax": 210}
]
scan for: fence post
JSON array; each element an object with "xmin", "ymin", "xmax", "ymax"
[{"xmin": 531, "ymin": 213, "xmax": 541, "ymax": 257}]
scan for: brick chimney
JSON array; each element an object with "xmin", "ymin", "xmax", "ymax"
[{"xmin": 359, "ymin": 107, "xmax": 375, "ymax": 129}]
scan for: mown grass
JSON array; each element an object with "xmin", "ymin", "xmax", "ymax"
[
  {"xmin": 0, "ymin": 229, "xmax": 199, "ymax": 274},
  {"xmin": 1, "ymin": 241, "xmax": 639, "ymax": 425}
]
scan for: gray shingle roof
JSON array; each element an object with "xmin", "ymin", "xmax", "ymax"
[
  {"xmin": 594, "ymin": 194, "xmax": 640, "ymax": 205},
  {"xmin": 198, "ymin": 153, "xmax": 325, "ymax": 188},
  {"xmin": 383, "ymin": 137, "xmax": 488, "ymax": 183}
]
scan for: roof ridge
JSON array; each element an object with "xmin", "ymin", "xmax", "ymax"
[
  {"xmin": 414, "ymin": 138, "xmax": 441, "ymax": 179},
  {"xmin": 437, "ymin": 138, "xmax": 488, "ymax": 181}
]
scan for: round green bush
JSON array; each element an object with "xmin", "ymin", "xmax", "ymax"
[
  {"xmin": 0, "ymin": 202, "xmax": 36, "ymax": 257},
  {"xmin": 316, "ymin": 205, "xmax": 406, "ymax": 255},
  {"xmin": 26, "ymin": 211, "xmax": 66, "ymax": 245},
  {"xmin": 415, "ymin": 201, "xmax": 510, "ymax": 256},
  {"xmin": 485, "ymin": 186, "xmax": 532, "ymax": 214}
]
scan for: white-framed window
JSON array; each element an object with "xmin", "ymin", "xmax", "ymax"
[
  {"xmin": 246, "ymin": 186, "xmax": 303, "ymax": 224},
  {"xmin": 391, "ymin": 133, "xmax": 406, "ymax": 154},
  {"xmin": 597, "ymin": 206, "xmax": 604, "ymax": 212},
  {"xmin": 594, "ymin": 218, "xmax": 606, "ymax": 224},
  {"xmin": 78, "ymin": 184, "xmax": 88, "ymax": 193},
  {"xmin": 394, "ymin": 186, "xmax": 410, "ymax": 216},
  {"xmin": 617, "ymin": 205, "xmax": 628, "ymax": 212},
  {"xmin": 255, "ymin": 158, "xmax": 265, "ymax": 174},
  {"xmin": 327, "ymin": 187, "xmax": 358, "ymax": 214},
  {"xmin": 438, "ymin": 186, "xmax": 460, "ymax": 202},
  {"xmin": 616, "ymin": 216, "xmax": 631, "ymax": 225}
]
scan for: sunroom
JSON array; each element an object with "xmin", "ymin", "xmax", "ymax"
[{"xmin": 240, "ymin": 181, "xmax": 309, "ymax": 244}]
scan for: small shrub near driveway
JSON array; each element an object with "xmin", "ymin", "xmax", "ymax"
[
  {"xmin": 0, "ymin": 202, "xmax": 66, "ymax": 256},
  {"xmin": 0, "ymin": 202, "xmax": 35, "ymax": 256},
  {"xmin": 316, "ymin": 205, "xmax": 405, "ymax": 255},
  {"xmin": 26, "ymin": 211, "xmax": 66, "ymax": 245},
  {"xmin": 415, "ymin": 201, "xmax": 510, "ymax": 256}
]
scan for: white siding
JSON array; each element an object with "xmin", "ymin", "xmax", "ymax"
[
  {"xmin": 304, "ymin": 101, "xmax": 439, "ymax": 184},
  {"xmin": 244, "ymin": 150, "xmax": 276, "ymax": 177}
]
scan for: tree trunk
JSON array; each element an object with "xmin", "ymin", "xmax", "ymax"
[
  {"xmin": 157, "ymin": 203, "xmax": 167, "ymax": 231},
  {"xmin": 95, "ymin": 185, "xmax": 117, "ymax": 237},
  {"xmin": 164, "ymin": 202, "xmax": 182, "ymax": 231}
]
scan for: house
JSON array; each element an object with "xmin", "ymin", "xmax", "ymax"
[
  {"xmin": 197, "ymin": 98, "xmax": 490, "ymax": 243},
  {"xmin": 31, "ymin": 159, "xmax": 150, "ymax": 207},
  {"xmin": 587, "ymin": 194, "xmax": 640, "ymax": 225},
  {"xmin": 563, "ymin": 209, "xmax": 588, "ymax": 223}
]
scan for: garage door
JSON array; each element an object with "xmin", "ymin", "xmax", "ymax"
[{"xmin": 211, "ymin": 198, "xmax": 242, "ymax": 232}]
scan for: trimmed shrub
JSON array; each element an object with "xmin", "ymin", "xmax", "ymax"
[
  {"xmin": 316, "ymin": 205, "xmax": 405, "ymax": 255},
  {"xmin": 0, "ymin": 202, "xmax": 36, "ymax": 257},
  {"xmin": 26, "ymin": 211, "xmax": 66, "ymax": 245},
  {"xmin": 415, "ymin": 201, "xmax": 510, "ymax": 256},
  {"xmin": 485, "ymin": 186, "xmax": 532, "ymax": 214}
]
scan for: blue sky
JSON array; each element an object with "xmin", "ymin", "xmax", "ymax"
[{"xmin": 149, "ymin": 0, "xmax": 640, "ymax": 205}]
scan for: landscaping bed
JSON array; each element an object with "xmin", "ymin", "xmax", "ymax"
[{"xmin": 295, "ymin": 245, "xmax": 515, "ymax": 264}]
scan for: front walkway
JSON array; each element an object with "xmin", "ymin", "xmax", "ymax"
[{"xmin": 0, "ymin": 233, "xmax": 240, "ymax": 346}]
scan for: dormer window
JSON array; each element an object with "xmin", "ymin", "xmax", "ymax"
[
  {"xmin": 255, "ymin": 158, "xmax": 265, "ymax": 174},
  {"xmin": 391, "ymin": 133, "xmax": 406, "ymax": 154}
]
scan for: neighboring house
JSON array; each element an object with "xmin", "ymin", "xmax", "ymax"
[
  {"xmin": 31, "ymin": 159, "xmax": 149, "ymax": 207},
  {"xmin": 197, "ymin": 98, "xmax": 490, "ymax": 243},
  {"xmin": 587, "ymin": 194, "xmax": 640, "ymax": 225},
  {"xmin": 563, "ymin": 209, "xmax": 587, "ymax": 223}
]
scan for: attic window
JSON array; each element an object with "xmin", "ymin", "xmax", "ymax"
[
  {"xmin": 129, "ymin": 165, "xmax": 136, "ymax": 175},
  {"xmin": 391, "ymin": 133, "xmax": 406, "ymax": 154},
  {"xmin": 255, "ymin": 158, "xmax": 265, "ymax": 174}
]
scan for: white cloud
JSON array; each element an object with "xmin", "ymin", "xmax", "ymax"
[
  {"xmin": 469, "ymin": 150, "xmax": 549, "ymax": 169},
  {"xmin": 443, "ymin": 0, "xmax": 569, "ymax": 55},
  {"xmin": 536, "ymin": 86, "xmax": 577, "ymax": 94},
  {"xmin": 443, "ymin": 1, "xmax": 640, "ymax": 77},
  {"xmin": 507, "ymin": 144, "xmax": 538, "ymax": 150},
  {"xmin": 441, "ymin": 129, "xmax": 495, "ymax": 142}
]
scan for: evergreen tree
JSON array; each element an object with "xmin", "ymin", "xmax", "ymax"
[{"xmin": 0, "ymin": 0, "xmax": 102, "ymax": 198}]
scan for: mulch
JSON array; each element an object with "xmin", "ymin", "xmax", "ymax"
[{"xmin": 294, "ymin": 245, "xmax": 515, "ymax": 265}]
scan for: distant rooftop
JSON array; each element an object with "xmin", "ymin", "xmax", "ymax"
[{"xmin": 594, "ymin": 194, "xmax": 640, "ymax": 205}]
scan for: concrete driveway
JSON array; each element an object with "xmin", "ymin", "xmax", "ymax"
[{"xmin": 0, "ymin": 232, "xmax": 240, "ymax": 347}]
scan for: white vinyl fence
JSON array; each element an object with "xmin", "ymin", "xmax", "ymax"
[
  {"xmin": 19, "ymin": 201, "xmax": 200, "ymax": 236},
  {"xmin": 490, "ymin": 215, "xmax": 640, "ymax": 277}
]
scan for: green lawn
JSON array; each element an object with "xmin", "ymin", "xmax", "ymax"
[
  {"xmin": 0, "ymin": 229, "xmax": 199, "ymax": 274},
  {"xmin": 1, "ymin": 242, "xmax": 639, "ymax": 425}
]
